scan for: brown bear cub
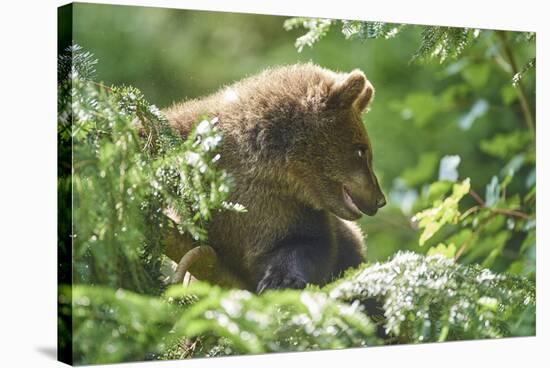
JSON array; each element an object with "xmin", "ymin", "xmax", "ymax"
[{"xmin": 164, "ymin": 63, "xmax": 386, "ymax": 292}]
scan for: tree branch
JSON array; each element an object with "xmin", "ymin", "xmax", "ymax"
[{"xmin": 468, "ymin": 189, "xmax": 530, "ymax": 220}]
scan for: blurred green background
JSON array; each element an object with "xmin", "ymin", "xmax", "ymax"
[{"xmin": 71, "ymin": 3, "xmax": 535, "ymax": 273}]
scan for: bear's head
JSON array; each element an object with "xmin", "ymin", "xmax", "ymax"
[{"xmin": 291, "ymin": 68, "xmax": 386, "ymax": 220}]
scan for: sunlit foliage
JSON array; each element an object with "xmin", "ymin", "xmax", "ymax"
[
  {"xmin": 61, "ymin": 252, "xmax": 534, "ymax": 364},
  {"xmin": 330, "ymin": 252, "xmax": 535, "ymax": 341},
  {"xmin": 59, "ymin": 45, "xmax": 241, "ymax": 294}
]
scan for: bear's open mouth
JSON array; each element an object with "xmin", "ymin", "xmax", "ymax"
[
  {"xmin": 342, "ymin": 184, "xmax": 377, "ymax": 217},
  {"xmin": 342, "ymin": 185, "xmax": 363, "ymax": 217}
]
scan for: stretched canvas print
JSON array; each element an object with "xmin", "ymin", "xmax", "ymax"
[{"xmin": 58, "ymin": 2, "xmax": 536, "ymax": 365}]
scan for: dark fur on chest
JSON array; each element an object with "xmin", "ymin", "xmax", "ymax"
[
  {"xmin": 206, "ymin": 184, "xmax": 363, "ymax": 291},
  {"xmin": 208, "ymin": 200, "xmax": 336, "ymax": 289}
]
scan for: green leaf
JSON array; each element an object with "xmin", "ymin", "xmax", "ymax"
[
  {"xmin": 426, "ymin": 180, "xmax": 453, "ymax": 202},
  {"xmin": 413, "ymin": 178, "xmax": 471, "ymax": 245},
  {"xmin": 427, "ymin": 242, "xmax": 456, "ymax": 258}
]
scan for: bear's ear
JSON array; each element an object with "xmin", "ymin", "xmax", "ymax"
[
  {"xmin": 355, "ymin": 79, "xmax": 375, "ymax": 112},
  {"xmin": 327, "ymin": 70, "xmax": 367, "ymax": 109}
]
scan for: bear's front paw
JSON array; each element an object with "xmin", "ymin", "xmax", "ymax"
[{"xmin": 257, "ymin": 266, "xmax": 307, "ymax": 293}]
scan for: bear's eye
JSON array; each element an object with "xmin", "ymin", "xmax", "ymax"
[{"xmin": 355, "ymin": 145, "xmax": 368, "ymax": 158}]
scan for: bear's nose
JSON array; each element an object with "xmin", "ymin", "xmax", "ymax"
[{"xmin": 376, "ymin": 196, "xmax": 387, "ymax": 208}]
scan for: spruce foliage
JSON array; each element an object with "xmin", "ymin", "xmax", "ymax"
[
  {"xmin": 61, "ymin": 252, "xmax": 535, "ymax": 364},
  {"xmin": 58, "ymin": 45, "xmax": 240, "ymax": 294}
]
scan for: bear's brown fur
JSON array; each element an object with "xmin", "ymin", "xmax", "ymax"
[{"xmin": 164, "ymin": 63, "xmax": 386, "ymax": 292}]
